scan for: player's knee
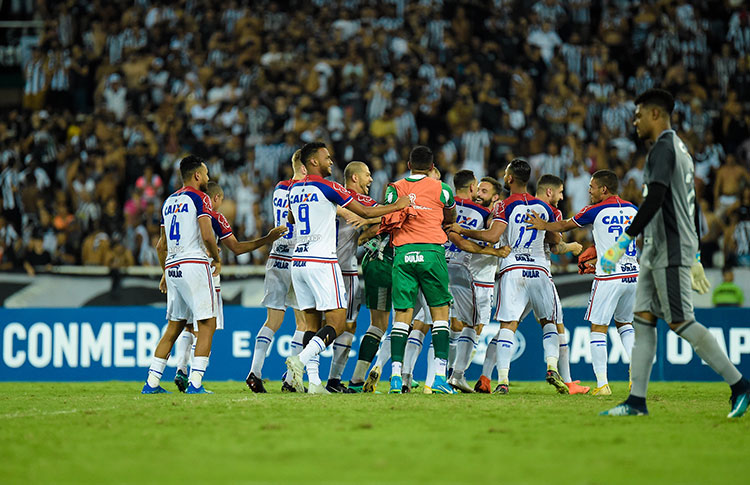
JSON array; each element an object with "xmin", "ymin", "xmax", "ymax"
[{"xmin": 633, "ymin": 312, "xmax": 656, "ymax": 325}]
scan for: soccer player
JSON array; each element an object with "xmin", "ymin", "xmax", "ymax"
[
  {"xmin": 528, "ymin": 171, "xmax": 637, "ymax": 395},
  {"xmin": 171, "ymin": 181, "xmax": 287, "ymax": 392},
  {"xmin": 527, "ymin": 174, "xmax": 589, "ymax": 395},
  {"xmin": 142, "ymin": 155, "xmax": 221, "ymax": 394},
  {"xmin": 284, "ymin": 142, "xmax": 409, "ymax": 393},
  {"xmin": 444, "ymin": 171, "xmax": 501, "ymax": 393},
  {"xmin": 600, "ymin": 88, "xmax": 750, "ymax": 417},
  {"xmin": 246, "ymin": 150, "xmax": 309, "ymax": 394},
  {"xmin": 385, "ymin": 145, "xmax": 458, "ymax": 395},
  {"xmin": 326, "ymin": 161, "xmax": 380, "ymax": 393},
  {"xmin": 452, "ymin": 159, "xmax": 567, "ymax": 395}
]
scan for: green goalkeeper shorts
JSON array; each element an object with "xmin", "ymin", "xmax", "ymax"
[
  {"xmin": 392, "ymin": 244, "xmax": 452, "ymax": 311},
  {"xmin": 362, "ymin": 254, "xmax": 393, "ymax": 312}
]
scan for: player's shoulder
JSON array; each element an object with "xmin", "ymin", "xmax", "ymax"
[
  {"xmin": 275, "ymin": 179, "xmax": 296, "ymax": 191},
  {"xmin": 349, "ymin": 189, "xmax": 377, "ymax": 207},
  {"xmin": 174, "ymin": 186, "xmax": 212, "ymax": 211}
]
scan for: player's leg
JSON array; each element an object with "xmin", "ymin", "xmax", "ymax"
[
  {"xmin": 589, "ymin": 323, "xmax": 611, "ymax": 395},
  {"xmin": 189, "ymin": 315, "xmax": 217, "ymax": 394},
  {"xmin": 475, "ymin": 329, "xmax": 498, "ymax": 393},
  {"xmin": 173, "ymin": 328, "xmax": 195, "ymax": 392},
  {"xmin": 388, "ymin": 250, "xmax": 421, "ymax": 394},
  {"xmin": 143, "ymin": 319, "xmax": 187, "ymax": 394},
  {"xmin": 529, "ymin": 276, "xmax": 567, "ymax": 393},
  {"xmin": 401, "ymin": 316, "xmax": 426, "ymax": 392},
  {"xmin": 661, "ymin": 268, "xmax": 750, "ymax": 418},
  {"xmin": 493, "ymin": 271, "xmax": 528, "ymax": 394},
  {"xmin": 327, "ymin": 274, "xmax": 360, "ymax": 393},
  {"xmin": 352, "ymin": 309, "xmax": 388, "ymax": 391},
  {"xmin": 420, "ymin": 251, "xmax": 454, "ymax": 395},
  {"xmin": 602, "ymin": 266, "xmax": 658, "ymax": 416},
  {"xmin": 494, "ymin": 320, "xmax": 518, "ymax": 395},
  {"xmin": 613, "ymin": 280, "xmax": 638, "ymax": 362},
  {"xmin": 246, "ymin": 308, "xmax": 286, "ymax": 392}
]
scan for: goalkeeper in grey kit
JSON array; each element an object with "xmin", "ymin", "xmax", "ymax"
[{"xmin": 599, "ymin": 88, "xmax": 750, "ymax": 418}]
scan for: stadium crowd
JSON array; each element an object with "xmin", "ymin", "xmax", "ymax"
[{"xmin": 1, "ymin": 0, "xmax": 750, "ymax": 274}]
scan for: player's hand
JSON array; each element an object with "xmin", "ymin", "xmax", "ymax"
[
  {"xmin": 211, "ymin": 260, "xmax": 221, "ymax": 276},
  {"xmin": 569, "ymin": 241, "xmax": 583, "ymax": 256},
  {"xmin": 525, "ymin": 210, "xmax": 547, "ymax": 230},
  {"xmin": 600, "ymin": 233, "xmax": 632, "ymax": 274},
  {"xmin": 449, "ymin": 222, "xmax": 464, "ymax": 235},
  {"xmin": 578, "ymin": 245, "xmax": 597, "ymax": 274},
  {"xmin": 691, "ymin": 254, "xmax": 711, "ymax": 294},
  {"xmin": 394, "ymin": 195, "xmax": 411, "ymax": 210},
  {"xmin": 267, "ymin": 225, "xmax": 288, "ymax": 241},
  {"xmin": 159, "ymin": 274, "xmax": 167, "ymax": 293},
  {"xmin": 344, "ymin": 212, "xmax": 368, "ymax": 229},
  {"xmin": 497, "ymin": 245, "xmax": 511, "ymax": 258}
]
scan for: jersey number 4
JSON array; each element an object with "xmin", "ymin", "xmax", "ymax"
[{"xmin": 169, "ymin": 216, "xmax": 181, "ymax": 244}]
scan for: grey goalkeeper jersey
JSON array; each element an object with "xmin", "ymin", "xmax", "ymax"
[{"xmin": 641, "ymin": 129, "xmax": 698, "ymax": 268}]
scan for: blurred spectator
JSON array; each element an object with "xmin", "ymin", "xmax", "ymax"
[{"xmin": 711, "ymin": 267, "xmax": 744, "ymax": 307}]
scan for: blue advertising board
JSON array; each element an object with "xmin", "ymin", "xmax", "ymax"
[{"xmin": 1, "ymin": 306, "xmax": 749, "ymax": 382}]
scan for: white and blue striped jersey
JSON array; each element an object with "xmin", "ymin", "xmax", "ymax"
[
  {"xmin": 161, "ymin": 186, "xmax": 213, "ymax": 268},
  {"xmin": 573, "ymin": 195, "xmax": 639, "ymax": 279},
  {"xmin": 289, "ymin": 175, "xmax": 352, "ymax": 263},
  {"xmin": 269, "ymin": 178, "xmax": 300, "ymax": 262},
  {"xmin": 446, "ymin": 197, "xmax": 496, "ymax": 284}
]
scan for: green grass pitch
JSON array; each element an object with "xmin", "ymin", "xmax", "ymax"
[{"xmin": 1, "ymin": 381, "xmax": 748, "ymax": 484}]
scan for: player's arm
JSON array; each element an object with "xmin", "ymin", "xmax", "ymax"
[
  {"xmin": 199, "ymin": 215, "xmax": 221, "ymax": 275},
  {"xmin": 156, "ymin": 226, "xmax": 167, "ymax": 293},
  {"xmin": 337, "ymin": 206, "xmax": 380, "ymax": 228},
  {"xmin": 527, "ymin": 212, "xmax": 579, "ymax": 232},
  {"xmin": 358, "ymin": 223, "xmax": 381, "ymax": 245},
  {"xmin": 347, "ymin": 194, "xmax": 410, "ymax": 218},
  {"xmin": 447, "ymin": 232, "xmax": 508, "ymax": 258},
  {"xmin": 549, "ymin": 237, "xmax": 583, "ymax": 256},
  {"xmin": 453, "ymin": 219, "xmax": 507, "ymax": 244},
  {"xmin": 222, "ymin": 226, "xmax": 288, "ymax": 255}
]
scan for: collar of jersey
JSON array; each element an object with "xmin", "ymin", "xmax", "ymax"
[
  {"xmin": 657, "ymin": 129, "xmax": 676, "ymax": 140},
  {"xmin": 405, "ymin": 173, "xmax": 427, "ymax": 181},
  {"xmin": 177, "ymin": 185, "xmax": 203, "ymax": 195},
  {"xmin": 302, "ymin": 174, "xmax": 327, "ymax": 183}
]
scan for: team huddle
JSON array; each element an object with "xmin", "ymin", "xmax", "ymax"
[{"xmin": 142, "ymin": 89, "xmax": 750, "ymax": 418}]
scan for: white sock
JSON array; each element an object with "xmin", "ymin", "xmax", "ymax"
[
  {"xmin": 329, "ymin": 331, "xmax": 354, "ymax": 380},
  {"xmin": 391, "ymin": 361, "xmax": 402, "ymax": 377},
  {"xmin": 147, "ymin": 357, "xmax": 168, "ymax": 387},
  {"xmin": 435, "ymin": 356, "xmax": 448, "ymax": 377},
  {"xmin": 590, "ymin": 331, "xmax": 608, "ymax": 387},
  {"xmin": 542, "ymin": 323, "xmax": 560, "ymax": 370},
  {"xmin": 189, "ymin": 343, "xmax": 195, "ymax": 371},
  {"xmin": 425, "ymin": 344, "xmax": 436, "ymax": 388},
  {"xmin": 453, "ymin": 327, "xmax": 477, "ymax": 378},
  {"xmin": 618, "ymin": 324, "xmax": 635, "ymax": 360},
  {"xmin": 374, "ymin": 334, "xmax": 391, "ymax": 371},
  {"xmin": 496, "ymin": 328, "xmax": 515, "ymax": 383},
  {"xmin": 298, "ymin": 336, "xmax": 326, "ymax": 366},
  {"xmin": 307, "ymin": 354, "xmax": 321, "ymax": 386},
  {"xmin": 482, "ymin": 332, "xmax": 499, "ymax": 378},
  {"xmin": 448, "ymin": 330, "xmax": 460, "ymax": 370},
  {"xmin": 558, "ymin": 329, "xmax": 572, "ymax": 383},
  {"xmin": 174, "ymin": 331, "xmax": 194, "ymax": 374},
  {"xmin": 189, "ymin": 356, "xmax": 209, "ymax": 388},
  {"xmin": 290, "ymin": 330, "xmax": 305, "ymax": 356},
  {"xmin": 250, "ymin": 326, "xmax": 276, "ymax": 377},
  {"xmin": 403, "ymin": 329, "xmax": 425, "ymax": 375}
]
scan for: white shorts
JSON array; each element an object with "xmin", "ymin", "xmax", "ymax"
[
  {"xmin": 551, "ymin": 278, "xmax": 563, "ymax": 325},
  {"xmin": 190, "ymin": 275, "xmax": 224, "ymax": 330},
  {"xmin": 449, "ymin": 263, "xmax": 492, "ymax": 327},
  {"xmin": 342, "ymin": 272, "xmax": 362, "ymax": 324},
  {"xmin": 585, "ymin": 276, "xmax": 637, "ymax": 326},
  {"xmin": 261, "ymin": 256, "xmax": 299, "ymax": 310},
  {"xmin": 291, "ymin": 260, "xmax": 347, "ymax": 311},
  {"xmin": 165, "ymin": 261, "xmax": 217, "ymax": 323},
  {"xmin": 495, "ymin": 268, "xmax": 555, "ymax": 323},
  {"xmin": 413, "ymin": 290, "xmax": 433, "ymax": 324}
]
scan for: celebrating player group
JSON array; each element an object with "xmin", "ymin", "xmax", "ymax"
[{"xmin": 142, "ymin": 89, "xmax": 750, "ymax": 418}]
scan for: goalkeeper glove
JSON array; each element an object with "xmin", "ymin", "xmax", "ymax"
[
  {"xmin": 691, "ymin": 252, "xmax": 711, "ymax": 295},
  {"xmin": 600, "ymin": 233, "xmax": 633, "ymax": 274}
]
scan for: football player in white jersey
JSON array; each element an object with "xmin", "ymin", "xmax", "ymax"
[
  {"xmin": 246, "ymin": 150, "xmax": 310, "ymax": 393},
  {"xmin": 452, "ymin": 158, "xmax": 568, "ymax": 395},
  {"xmin": 324, "ymin": 161, "xmax": 380, "ymax": 393},
  {"xmin": 170, "ymin": 181, "xmax": 288, "ymax": 391},
  {"xmin": 284, "ymin": 142, "xmax": 410, "ymax": 393},
  {"xmin": 528, "ymin": 170, "xmax": 639, "ymax": 395},
  {"xmin": 532, "ymin": 174, "xmax": 589, "ymax": 394},
  {"xmin": 142, "ymin": 156, "xmax": 221, "ymax": 394}
]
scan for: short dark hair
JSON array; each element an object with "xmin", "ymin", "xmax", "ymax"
[
  {"xmin": 508, "ymin": 158, "xmax": 531, "ymax": 185},
  {"xmin": 453, "ymin": 169, "xmax": 476, "ymax": 190},
  {"xmin": 408, "ymin": 145, "xmax": 434, "ymax": 171},
  {"xmin": 634, "ymin": 88, "xmax": 675, "ymax": 115},
  {"xmin": 300, "ymin": 142, "xmax": 327, "ymax": 166},
  {"xmin": 180, "ymin": 155, "xmax": 205, "ymax": 181},
  {"xmin": 480, "ymin": 176, "xmax": 503, "ymax": 196},
  {"xmin": 206, "ymin": 180, "xmax": 222, "ymax": 198},
  {"xmin": 537, "ymin": 174, "xmax": 564, "ymax": 191},
  {"xmin": 592, "ymin": 169, "xmax": 619, "ymax": 194}
]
